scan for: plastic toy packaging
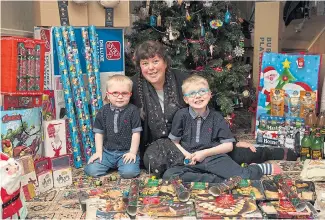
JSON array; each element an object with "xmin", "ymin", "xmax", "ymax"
[
  {"xmin": 285, "ymin": 90, "xmax": 300, "ymax": 117},
  {"xmin": 270, "ymin": 89, "xmax": 285, "ymax": 117},
  {"xmin": 300, "ymin": 91, "xmax": 316, "ymax": 118}
]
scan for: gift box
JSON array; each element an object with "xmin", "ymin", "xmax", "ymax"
[
  {"xmin": 34, "ymin": 157, "xmax": 53, "ymax": 193},
  {"xmin": 42, "ymin": 90, "xmax": 56, "ymax": 121},
  {"xmin": 1, "ymin": 37, "xmax": 45, "ymax": 95},
  {"xmin": 51, "ymin": 154, "xmax": 72, "ymax": 188},
  {"xmin": 0, "ymin": 107, "xmax": 43, "ymax": 159},
  {"xmin": 43, "ymin": 119, "xmax": 67, "ymax": 158},
  {"xmin": 17, "ymin": 155, "xmax": 39, "ymax": 201},
  {"xmin": 3, "ymin": 95, "xmax": 42, "ymax": 110}
]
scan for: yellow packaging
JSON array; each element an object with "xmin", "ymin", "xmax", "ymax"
[
  {"xmin": 271, "ymin": 89, "xmax": 285, "ymax": 116},
  {"xmin": 300, "ymin": 91, "xmax": 316, "ymax": 118}
]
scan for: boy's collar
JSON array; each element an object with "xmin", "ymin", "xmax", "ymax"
[
  {"xmin": 110, "ymin": 103, "xmax": 128, "ymax": 111},
  {"xmin": 189, "ymin": 106, "xmax": 210, "ymax": 120}
]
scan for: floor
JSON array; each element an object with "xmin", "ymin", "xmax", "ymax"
[{"xmin": 25, "ymin": 129, "xmax": 323, "ymax": 219}]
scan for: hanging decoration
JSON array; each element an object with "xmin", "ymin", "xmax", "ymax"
[
  {"xmin": 226, "ymin": 63, "xmax": 233, "ymax": 70},
  {"xmin": 178, "ymin": 0, "xmax": 183, "ymax": 5},
  {"xmin": 157, "ymin": 15, "xmax": 162, "ymax": 26},
  {"xmin": 233, "ymin": 46, "xmax": 245, "ymax": 57},
  {"xmin": 239, "ymin": 37, "xmax": 245, "ymax": 48},
  {"xmin": 213, "ymin": 67, "xmax": 223, "ymax": 72},
  {"xmin": 242, "ymin": 90, "xmax": 250, "ymax": 98},
  {"xmin": 224, "ymin": 6, "xmax": 231, "ymax": 24},
  {"xmin": 209, "ymin": 45, "xmax": 214, "ymax": 56},
  {"xmin": 203, "ymin": 1, "xmax": 212, "ymax": 7},
  {"xmin": 176, "ymin": 47, "xmax": 180, "ymax": 55},
  {"xmin": 165, "ymin": 0, "xmax": 173, "ymax": 7},
  {"xmin": 150, "ymin": 15, "xmax": 157, "ymax": 27},
  {"xmin": 226, "ymin": 54, "xmax": 233, "ymax": 61},
  {"xmin": 210, "ymin": 19, "xmax": 223, "ymax": 29},
  {"xmin": 200, "ymin": 19, "xmax": 205, "ymax": 37},
  {"xmin": 168, "ymin": 24, "xmax": 180, "ymax": 41}
]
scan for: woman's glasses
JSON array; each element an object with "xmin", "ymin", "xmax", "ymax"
[
  {"xmin": 184, "ymin": 88, "xmax": 210, "ymax": 98},
  {"xmin": 107, "ymin": 91, "xmax": 132, "ymax": 97}
]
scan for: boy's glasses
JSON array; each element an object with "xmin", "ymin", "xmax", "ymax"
[
  {"xmin": 184, "ymin": 88, "xmax": 210, "ymax": 98},
  {"xmin": 107, "ymin": 91, "xmax": 132, "ymax": 97}
]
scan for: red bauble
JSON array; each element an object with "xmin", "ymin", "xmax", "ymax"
[{"xmin": 283, "ymin": 76, "xmax": 288, "ymax": 81}]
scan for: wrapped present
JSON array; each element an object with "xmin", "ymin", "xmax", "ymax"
[
  {"xmin": 3, "ymin": 95, "xmax": 42, "ymax": 110},
  {"xmin": 0, "ymin": 107, "xmax": 42, "ymax": 159},
  {"xmin": 34, "ymin": 157, "xmax": 53, "ymax": 193},
  {"xmin": 17, "ymin": 155, "xmax": 39, "ymax": 201},
  {"xmin": 0, "ymin": 152, "xmax": 28, "ymax": 219},
  {"xmin": 1, "ymin": 37, "xmax": 45, "ymax": 95},
  {"xmin": 43, "ymin": 119, "xmax": 67, "ymax": 158}
]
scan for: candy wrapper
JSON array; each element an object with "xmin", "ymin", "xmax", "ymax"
[
  {"xmin": 270, "ymin": 89, "xmax": 285, "ymax": 117},
  {"xmin": 169, "ymin": 176, "xmax": 190, "ymax": 202},
  {"xmin": 300, "ymin": 91, "xmax": 316, "ymax": 118},
  {"xmin": 285, "ymin": 90, "xmax": 300, "ymax": 117},
  {"xmin": 127, "ymin": 179, "xmax": 140, "ymax": 216},
  {"xmin": 209, "ymin": 176, "xmax": 242, "ymax": 196},
  {"xmin": 273, "ymin": 174, "xmax": 306, "ymax": 211},
  {"xmin": 53, "ymin": 27, "xmax": 83, "ymax": 168}
]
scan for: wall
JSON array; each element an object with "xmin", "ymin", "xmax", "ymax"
[{"xmin": 1, "ymin": 1, "xmax": 34, "ymax": 36}]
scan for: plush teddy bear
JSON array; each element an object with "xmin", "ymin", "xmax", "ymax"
[{"xmin": 0, "ymin": 153, "xmax": 27, "ymax": 219}]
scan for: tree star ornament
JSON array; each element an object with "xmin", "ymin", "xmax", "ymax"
[
  {"xmin": 233, "ymin": 46, "xmax": 244, "ymax": 57},
  {"xmin": 282, "ymin": 58, "xmax": 291, "ymax": 69}
]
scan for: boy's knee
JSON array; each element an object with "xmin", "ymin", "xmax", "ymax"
[
  {"xmin": 119, "ymin": 167, "xmax": 140, "ymax": 179},
  {"xmin": 84, "ymin": 164, "xmax": 103, "ymax": 177},
  {"xmin": 162, "ymin": 168, "xmax": 177, "ymax": 181}
]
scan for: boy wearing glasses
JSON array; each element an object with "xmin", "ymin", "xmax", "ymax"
[
  {"xmin": 84, "ymin": 75, "xmax": 142, "ymax": 178},
  {"xmin": 163, "ymin": 75, "xmax": 281, "ymax": 183}
]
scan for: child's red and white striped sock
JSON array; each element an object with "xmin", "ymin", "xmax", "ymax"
[{"xmin": 257, "ymin": 163, "xmax": 282, "ymax": 175}]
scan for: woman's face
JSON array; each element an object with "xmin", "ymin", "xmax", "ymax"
[{"xmin": 140, "ymin": 55, "xmax": 167, "ymax": 89}]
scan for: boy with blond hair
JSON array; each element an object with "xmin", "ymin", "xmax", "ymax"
[
  {"xmin": 85, "ymin": 75, "xmax": 142, "ymax": 178},
  {"xmin": 163, "ymin": 75, "xmax": 281, "ymax": 183}
]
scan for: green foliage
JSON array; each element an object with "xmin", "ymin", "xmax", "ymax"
[{"xmin": 125, "ymin": 1, "xmax": 251, "ymax": 115}]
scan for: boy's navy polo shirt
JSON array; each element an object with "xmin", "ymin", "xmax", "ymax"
[
  {"xmin": 168, "ymin": 107, "xmax": 235, "ymax": 153},
  {"xmin": 93, "ymin": 103, "xmax": 143, "ymax": 151}
]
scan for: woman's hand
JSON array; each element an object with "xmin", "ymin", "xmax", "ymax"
[
  {"xmin": 123, "ymin": 152, "xmax": 137, "ymax": 164},
  {"xmin": 88, "ymin": 152, "xmax": 102, "ymax": 164},
  {"xmin": 236, "ymin": 141, "xmax": 257, "ymax": 153}
]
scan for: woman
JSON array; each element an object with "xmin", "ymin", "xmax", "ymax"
[
  {"xmin": 130, "ymin": 41, "xmax": 188, "ymax": 176},
  {"xmin": 130, "ymin": 40, "xmax": 296, "ymax": 177}
]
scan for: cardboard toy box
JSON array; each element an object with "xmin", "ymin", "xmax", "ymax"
[
  {"xmin": 87, "ymin": 1, "xmax": 130, "ymax": 27},
  {"xmin": 34, "ymin": 1, "xmax": 88, "ymax": 26},
  {"xmin": 253, "ymin": 2, "xmax": 285, "ymax": 86}
]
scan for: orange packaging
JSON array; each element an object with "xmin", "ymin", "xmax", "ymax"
[
  {"xmin": 1, "ymin": 37, "xmax": 45, "ymax": 95},
  {"xmin": 270, "ymin": 89, "xmax": 285, "ymax": 116},
  {"xmin": 300, "ymin": 91, "xmax": 316, "ymax": 118}
]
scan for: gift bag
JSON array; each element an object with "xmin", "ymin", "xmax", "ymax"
[{"xmin": 1, "ymin": 107, "xmax": 42, "ymax": 159}]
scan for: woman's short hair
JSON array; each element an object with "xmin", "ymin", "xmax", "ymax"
[{"xmin": 134, "ymin": 40, "xmax": 171, "ymax": 69}]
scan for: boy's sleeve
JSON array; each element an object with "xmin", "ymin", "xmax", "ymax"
[
  {"xmin": 214, "ymin": 116, "xmax": 236, "ymax": 143},
  {"xmin": 93, "ymin": 109, "xmax": 105, "ymax": 134},
  {"xmin": 131, "ymin": 107, "xmax": 143, "ymax": 133},
  {"xmin": 168, "ymin": 110, "xmax": 184, "ymax": 141}
]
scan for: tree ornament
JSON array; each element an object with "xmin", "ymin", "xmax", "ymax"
[
  {"xmin": 98, "ymin": 0, "xmax": 120, "ymax": 8},
  {"xmin": 162, "ymin": 36, "xmax": 168, "ymax": 43},
  {"xmin": 139, "ymin": 7, "xmax": 149, "ymax": 20},
  {"xmin": 157, "ymin": 15, "xmax": 162, "ymax": 26},
  {"xmin": 178, "ymin": 0, "xmax": 183, "ymax": 5},
  {"xmin": 239, "ymin": 37, "xmax": 245, "ymax": 48},
  {"xmin": 296, "ymin": 57, "xmax": 304, "ymax": 68},
  {"xmin": 242, "ymin": 90, "xmax": 250, "ymax": 98},
  {"xmin": 165, "ymin": 0, "xmax": 173, "ymax": 7},
  {"xmin": 176, "ymin": 47, "xmax": 180, "ymax": 55},
  {"xmin": 186, "ymin": 8, "xmax": 191, "ymax": 21},
  {"xmin": 150, "ymin": 15, "xmax": 157, "ymax": 27},
  {"xmin": 203, "ymin": 1, "xmax": 212, "ymax": 7},
  {"xmin": 226, "ymin": 54, "xmax": 233, "ymax": 61},
  {"xmin": 226, "ymin": 63, "xmax": 232, "ymax": 70},
  {"xmin": 233, "ymin": 46, "xmax": 245, "ymax": 57},
  {"xmin": 200, "ymin": 19, "xmax": 205, "ymax": 37},
  {"xmin": 213, "ymin": 67, "xmax": 223, "ymax": 72},
  {"xmin": 209, "ymin": 45, "xmax": 214, "ymax": 56},
  {"xmin": 224, "ymin": 8, "xmax": 231, "ymax": 24},
  {"xmin": 210, "ymin": 19, "xmax": 223, "ymax": 29},
  {"xmin": 168, "ymin": 24, "xmax": 180, "ymax": 41}
]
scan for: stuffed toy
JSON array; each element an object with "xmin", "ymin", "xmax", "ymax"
[{"xmin": 0, "ymin": 153, "xmax": 27, "ymax": 219}]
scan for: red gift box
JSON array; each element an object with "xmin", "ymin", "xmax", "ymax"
[
  {"xmin": 1, "ymin": 36, "xmax": 45, "ymax": 95},
  {"xmin": 3, "ymin": 95, "xmax": 42, "ymax": 110}
]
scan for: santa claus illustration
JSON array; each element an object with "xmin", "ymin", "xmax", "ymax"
[
  {"xmin": 260, "ymin": 66, "xmax": 313, "ymax": 105},
  {"xmin": 0, "ymin": 153, "xmax": 27, "ymax": 219}
]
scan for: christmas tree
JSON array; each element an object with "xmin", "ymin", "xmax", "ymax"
[{"xmin": 125, "ymin": 1, "xmax": 251, "ymax": 115}]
